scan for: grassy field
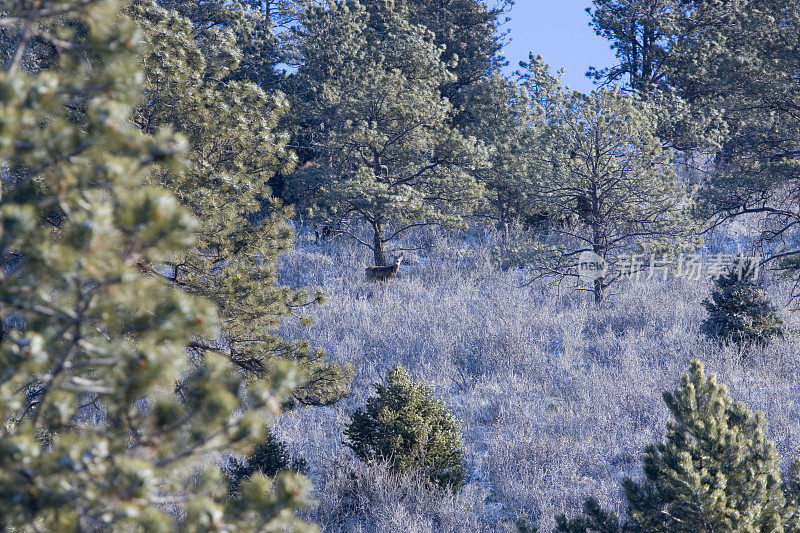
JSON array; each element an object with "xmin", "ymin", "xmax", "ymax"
[{"xmin": 273, "ymin": 224, "xmax": 800, "ymax": 532}]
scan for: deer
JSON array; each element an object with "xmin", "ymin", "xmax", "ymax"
[{"xmin": 365, "ymin": 252, "xmax": 404, "ymax": 281}]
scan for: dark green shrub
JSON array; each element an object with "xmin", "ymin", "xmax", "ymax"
[
  {"xmin": 701, "ymin": 260, "xmax": 783, "ymax": 350},
  {"xmin": 345, "ymin": 365, "xmax": 467, "ymax": 490},
  {"xmin": 554, "ymin": 498, "xmax": 620, "ymax": 533},
  {"xmin": 227, "ymin": 432, "xmax": 307, "ymax": 495}
]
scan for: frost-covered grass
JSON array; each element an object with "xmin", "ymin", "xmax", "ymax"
[{"xmin": 275, "ymin": 224, "xmax": 800, "ymax": 532}]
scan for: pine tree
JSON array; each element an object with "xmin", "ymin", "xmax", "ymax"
[
  {"xmin": 400, "ymin": 0, "xmax": 512, "ymax": 121},
  {"xmin": 584, "ymin": 0, "xmax": 725, "ymax": 157},
  {"xmin": 690, "ymin": 0, "xmax": 800, "ymax": 281},
  {"xmin": 227, "ymin": 431, "xmax": 307, "ymax": 496},
  {"xmin": 458, "ymin": 56, "xmax": 567, "ymax": 240},
  {"xmin": 345, "ymin": 365, "xmax": 467, "ymax": 490},
  {"xmin": 554, "ymin": 498, "xmax": 621, "ymax": 533},
  {"xmin": 625, "ymin": 360, "xmax": 791, "ymax": 531},
  {"xmin": 458, "ymin": 71, "xmax": 544, "ymax": 240},
  {"xmin": 591, "ymin": 0, "xmax": 800, "ymax": 273},
  {"xmin": 155, "ymin": 0, "xmax": 287, "ymax": 92},
  {"xmin": 701, "ymin": 261, "xmax": 784, "ymax": 351},
  {"xmin": 587, "ymin": 0, "xmax": 679, "ymax": 96},
  {"xmin": 286, "ymin": 0, "xmax": 487, "ymax": 265},
  {"xmin": 541, "ymin": 88, "xmax": 695, "ymax": 305},
  {"xmin": 131, "ymin": 0, "xmax": 352, "ymax": 406},
  {"xmin": 0, "ymin": 1, "xmax": 314, "ymax": 529},
  {"xmin": 557, "ymin": 361, "xmax": 799, "ymax": 532}
]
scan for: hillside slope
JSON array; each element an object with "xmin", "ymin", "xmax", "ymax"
[{"xmin": 275, "ymin": 226, "xmax": 800, "ymax": 532}]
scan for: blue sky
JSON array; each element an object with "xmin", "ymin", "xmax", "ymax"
[{"xmin": 501, "ymin": 0, "xmax": 617, "ymax": 92}]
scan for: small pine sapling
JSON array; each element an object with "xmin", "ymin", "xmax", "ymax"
[
  {"xmin": 701, "ymin": 259, "xmax": 783, "ymax": 352},
  {"xmin": 556, "ymin": 360, "xmax": 799, "ymax": 531},
  {"xmin": 227, "ymin": 432, "xmax": 307, "ymax": 496},
  {"xmin": 345, "ymin": 365, "xmax": 467, "ymax": 490}
]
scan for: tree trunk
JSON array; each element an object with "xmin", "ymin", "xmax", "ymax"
[
  {"xmin": 593, "ymin": 276, "xmax": 608, "ymax": 306},
  {"xmin": 590, "ymin": 188, "xmax": 607, "ymax": 306},
  {"xmin": 372, "ymin": 221, "xmax": 387, "ymax": 266},
  {"xmin": 497, "ymin": 198, "xmax": 510, "ymax": 244},
  {"xmin": 499, "ymin": 221, "xmax": 509, "ymax": 244}
]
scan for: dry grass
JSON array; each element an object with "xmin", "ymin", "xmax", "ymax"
[{"xmin": 274, "ymin": 224, "xmax": 800, "ymax": 532}]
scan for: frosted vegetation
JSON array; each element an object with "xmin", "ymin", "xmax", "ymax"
[
  {"xmin": 272, "ymin": 223, "xmax": 800, "ymax": 532},
  {"xmin": 5, "ymin": 0, "xmax": 800, "ymax": 529}
]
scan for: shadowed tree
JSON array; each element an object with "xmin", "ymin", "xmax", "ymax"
[
  {"xmin": 555, "ymin": 498, "xmax": 621, "ymax": 533},
  {"xmin": 131, "ymin": 0, "xmax": 352, "ymax": 406},
  {"xmin": 459, "ymin": 54, "xmax": 565, "ymax": 238},
  {"xmin": 701, "ymin": 260, "xmax": 784, "ymax": 353},
  {"xmin": 227, "ymin": 430, "xmax": 308, "ymax": 496},
  {"xmin": 0, "ymin": 0, "xmax": 315, "ymax": 529}
]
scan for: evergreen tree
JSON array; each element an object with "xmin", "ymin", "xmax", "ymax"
[
  {"xmin": 131, "ymin": 0, "xmax": 352, "ymax": 406},
  {"xmin": 227, "ymin": 431, "xmax": 307, "ymax": 496},
  {"xmin": 345, "ymin": 365, "xmax": 467, "ymax": 490},
  {"xmin": 286, "ymin": 0, "xmax": 486, "ymax": 265},
  {"xmin": 516, "ymin": 53, "xmax": 567, "ymax": 123},
  {"xmin": 585, "ymin": 0, "xmax": 733, "ymax": 155},
  {"xmin": 625, "ymin": 360, "xmax": 792, "ymax": 531},
  {"xmin": 459, "ymin": 55, "xmax": 564, "ymax": 238},
  {"xmin": 675, "ymin": 0, "xmax": 800, "ymax": 276},
  {"xmin": 541, "ymin": 88, "xmax": 694, "ymax": 305},
  {"xmin": 586, "ymin": 0, "xmax": 679, "ymax": 96},
  {"xmin": 555, "ymin": 498, "xmax": 621, "ymax": 533},
  {"xmin": 590, "ymin": 0, "xmax": 800, "ymax": 274},
  {"xmin": 401, "ymin": 0, "xmax": 513, "ymax": 120},
  {"xmin": 458, "ymin": 70, "xmax": 546, "ymax": 239},
  {"xmin": 0, "ymin": 0, "xmax": 314, "ymax": 529},
  {"xmin": 557, "ymin": 361, "xmax": 799, "ymax": 532},
  {"xmin": 701, "ymin": 261, "xmax": 784, "ymax": 351},
  {"xmin": 155, "ymin": 0, "xmax": 288, "ymax": 91}
]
